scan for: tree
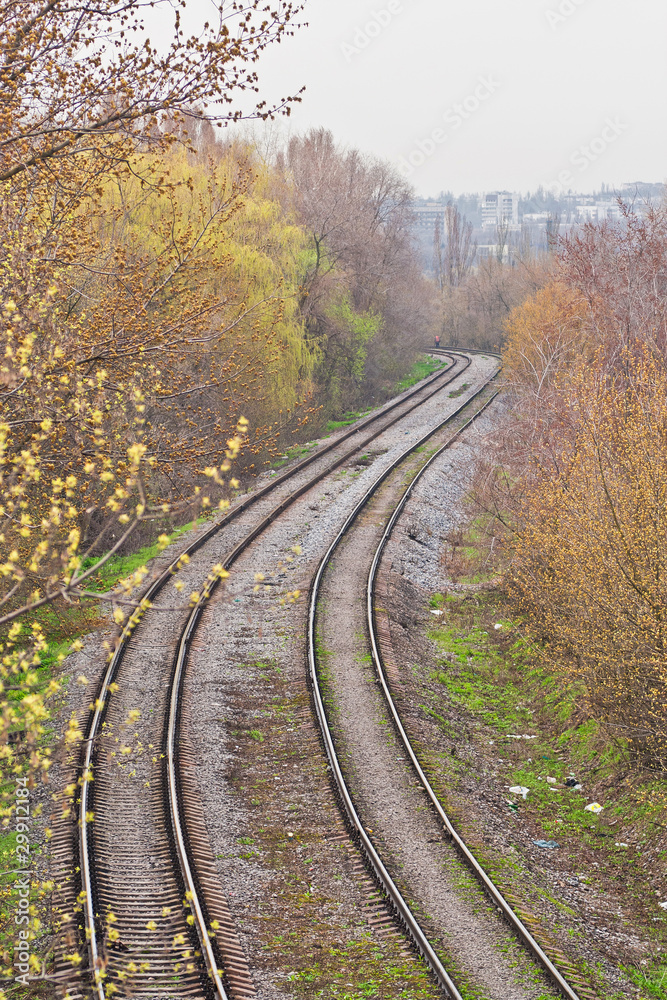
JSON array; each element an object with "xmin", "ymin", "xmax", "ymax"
[
  {"xmin": 503, "ymin": 283, "xmax": 589, "ymax": 403},
  {"xmin": 434, "ymin": 202, "xmax": 476, "ymax": 290},
  {"xmin": 275, "ymin": 128, "xmax": 433, "ymax": 415},
  {"xmin": 491, "ymin": 204, "xmax": 667, "ymax": 771},
  {"xmin": 0, "ymin": 0, "xmax": 311, "ymax": 867},
  {"xmin": 509, "ymin": 349, "xmax": 667, "ymax": 767},
  {"xmin": 0, "ymin": 0, "xmax": 304, "ymax": 184},
  {"xmin": 558, "ymin": 203, "xmax": 667, "ymax": 366}
]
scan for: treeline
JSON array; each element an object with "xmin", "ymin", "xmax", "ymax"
[
  {"xmin": 0, "ymin": 2, "xmax": 435, "ymax": 643},
  {"xmin": 0, "ymin": 3, "xmax": 435, "ymax": 949},
  {"xmin": 484, "ymin": 204, "xmax": 667, "ymax": 769},
  {"xmin": 429, "ymin": 202, "xmax": 550, "ymax": 351}
]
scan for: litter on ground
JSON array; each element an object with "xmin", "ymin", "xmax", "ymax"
[
  {"xmin": 533, "ymin": 840, "xmax": 559, "ymax": 849},
  {"xmin": 509, "ymin": 785, "xmax": 530, "ymax": 799},
  {"xmin": 585, "ymin": 802, "xmax": 604, "ymax": 814}
]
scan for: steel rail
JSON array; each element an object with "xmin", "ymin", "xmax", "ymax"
[
  {"xmin": 365, "ymin": 401, "xmax": 584, "ymax": 1000},
  {"xmin": 433, "ymin": 346, "xmax": 502, "ymax": 360},
  {"xmin": 166, "ymin": 594, "xmax": 229, "ymax": 998},
  {"xmin": 77, "ymin": 352, "xmax": 470, "ymax": 996},
  {"xmin": 158, "ymin": 354, "xmax": 499, "ymax": 997},
  {"xmin": 307, "ymin": 374, "xmax": 502, "ymax": 998}
]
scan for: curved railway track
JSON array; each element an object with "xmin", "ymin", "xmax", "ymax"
[
  {"xmin": 365, "ymin": 407, "xmax": 591, "ymax": 1000},
  {"xmin": 68, "ymin": 347, "xmax": 592, "ymax": 1000},
  {"xmin": 307, "ymin": 373, "xmax": 592, "ymax": 999},
  {"xmin": 74, "ymin": 352, "xmax": 471, "ymax": 997}
]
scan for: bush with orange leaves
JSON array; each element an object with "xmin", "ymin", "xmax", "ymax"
[
  {"xmin": 508, "ymin": 348, "xmax": 667, "ymax": 767},
  {"xmin": 489, "ymin": 206, "xmax": 667, "ymax": 769},
  {"xmin": 502, "ymin": 282, "xmax": 590, "ymax": 402}
]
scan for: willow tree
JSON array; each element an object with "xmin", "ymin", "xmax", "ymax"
[{"xmin": 0, "ymin": 3, "xmax": 307, "ymax": 946}]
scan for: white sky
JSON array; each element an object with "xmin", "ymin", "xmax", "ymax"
[{"xmin": 160, "ymin": 0, "xmax": 667, "ymax": 197}]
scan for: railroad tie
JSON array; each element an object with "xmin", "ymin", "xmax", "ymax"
[
  {"xmin": 50, "ymin": 707, "xmax": 89, "ymax": 992},
  {"xmin": 179, "ymin": 698, "xmax": 257, "ymax": 999}
]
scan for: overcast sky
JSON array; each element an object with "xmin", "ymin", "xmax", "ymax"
[{"xmin": 173, "ymin": 0, "xmax": 667, "ymax": 197}]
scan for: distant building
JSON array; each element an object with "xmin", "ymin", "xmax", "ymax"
[
  {"xmin": 576, "ymin": 200, "xmax": 624, "ymax": 223},
  {"xmin": 522, "ymin": 212, "xmax": 550, "ymax": 224},
  {"xmin": 481, "ymin": 191, "xmax": 520, "ymax": 230},
  {"xmin": 412, "ymin": 202, "xmax": 446, "ymax": 234},
  {"xmin": 476, "ymin": 244, "xmax": 511, "ymax": 264}
]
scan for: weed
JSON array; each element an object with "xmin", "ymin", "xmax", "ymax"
[
  {"xmin": 625, "ymin": 962, "xmax": 667, "ymax": 998},
  {"xmin": 395, "ymin": 355, "xmax": 447, "ymax": 393},
  {"xmin": 448, "ymin": 382, "xmax": 470, "ymax": 399}
]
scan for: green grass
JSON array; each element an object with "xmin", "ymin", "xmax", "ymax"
[
  {"xmin": 284, "ymin": 933, "xmax": 441, "ymax": 999},
  {"xmin": 270, "ymin": 442, "xmax": 318, "ymax": 468},
  {"xmin": 395, "ymin": 354, "xmax": 447, "ymax": 393},
  {"xmin": 81, "ymin": 517, "xmax": 206, "ymax": 593},
  {"xmin": 425, "ymin": 590, "xmax": 667, "ymax": 992},
  {"xmin": 324, "ymin": 408, "xmax": 374, "ymax": 435},
  {"xmin": 626, "ymin": 962, "xmax": 667, "ymax": 998}
]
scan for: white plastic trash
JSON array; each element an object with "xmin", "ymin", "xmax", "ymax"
[
  {"xmin": 509, "ymin": 786, "xmax": 530, "ymax": 799},
  {"xmin": 585, "ymin": 803, "xmax": 604, "ymax": 814}
]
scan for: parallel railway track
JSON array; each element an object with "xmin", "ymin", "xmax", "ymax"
[
  {"xmin": 75, "ymin": 353, "xmax": 468, "ymax": 997},
  {"xmin": 68, "ymin": 348, "xmax": 590, "ymax": 1000}
]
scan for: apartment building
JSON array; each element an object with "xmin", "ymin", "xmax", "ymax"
[{"xmin": 481, "ymin": 191, "xmax": 520, "ymax": 230}]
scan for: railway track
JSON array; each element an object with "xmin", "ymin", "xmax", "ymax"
[
  {"xmin": 61, "ymin": 346, "xmax": 596, "ymax": 1000},
  {"xmin": 68, "ymin": 351, "xmax": 476, "ymax": 997},
  {"xmin": 307, "ymin": 374, "xmax": 595, "ymax": 999}
]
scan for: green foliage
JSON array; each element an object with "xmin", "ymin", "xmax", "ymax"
[
  {"xmin": 318, "ymin": 293, "xmax": 384, "ymax": 413},
  {"xmin": 396, "ymin": 355, "xmax": 447, "ymax": 392},
  {"xmin": 81, "ymin": 518, "xmax": 205, "ymax": 594},
  {"xmin": 626, "ymin": 963, "xmax": 667, "ymax": 999}
]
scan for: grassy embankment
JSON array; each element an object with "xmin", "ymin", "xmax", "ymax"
[
  {"xmin": 270, "ymin": 354, "xmax": 449, "ymax": 470},
  {"xmin": 423, "ymin": 515, "xmax": 667, "ymax": 999}
]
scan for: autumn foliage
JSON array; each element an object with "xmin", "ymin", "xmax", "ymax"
[
  {"xmin": 509, "ymin": 350, "xmax": 667, "ymax": 765},
  {"xmin": 503, "ymin": 282, "xmax": 589, "ymax": 402},
  {"xmin": 498, "ymin": 204, "xmax": 667, "ymax": 767},
  {"xmin": 0, "ymin": 0, "xmax": 432, "ymax": 826}
]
